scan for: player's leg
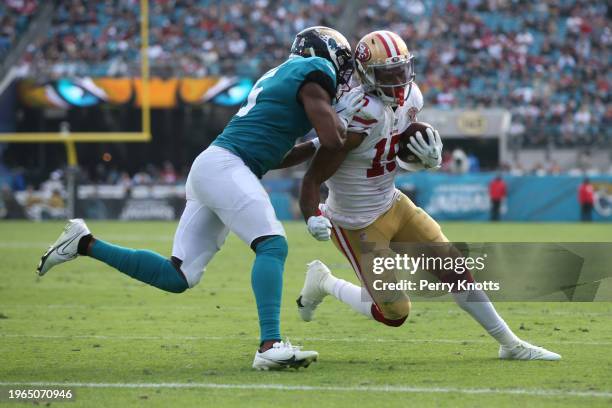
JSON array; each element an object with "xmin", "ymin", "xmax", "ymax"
[
  {"xmin": 37, "ymin": 159, "xmax": 230, "ymax": 293},
  {"xmin": 93, "ymin": 197, "xmax": 229, "ymax": 290},
  {"xmin": 188, "ymin": 146, "xmax": 317, "ymax": 369},
  {"xmin": 170, "ymin": 199, "xmax": 229, "ymax": 288},
  {"xmin": 392, "ymin": 193, "xmax": 560, "ymax": 360},
  {"xmin": 332, "ymin": 222, "xmax": 411, "ymax": 324},
  {"xmin": 38, "ymin": 218, "xmax": 190, "ymax": 293},
  {"xmin": 298, "ymin": 205, "xmax": 411, "ymax": 326},
  {"xmin": 37, "ymin": 196, "xmax": 228, "ymax": 293},
  {"xmin": 392, "ymin": 194, "xmax": 521, "ymax": 345}
]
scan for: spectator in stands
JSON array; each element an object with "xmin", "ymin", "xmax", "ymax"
[
  {"xmin": 160, "ymin": 161, "xmax": 177, "ymax": 184},
  {"xmin": 449, "ymin": 148, "xmax": 469, "ymax": 174},
  {"xmin": 0, "ymin": 0, "xmax": 38, "ymax": 60},
  {"xmin": 0, "ymin": 186, "xmax": 6, "ymax": 218},
  {"xmin": 132, "ymin": 169, "xmax": 153, "ymax": 186},
  {"xmin": 5, "ymin": 0, "xmax": 610, "ymax": 164},
  {"xmin": 467, "ymin": 151, "xmax": 481, "ymax": 173},
  {"xmin": 117, "ymin": 171, "xmax": 132, "ymax": 190},
  {"xmin": 10, "ymin": 167, "xmax": 26, "ymax": 191},
  {"xmin": 1, "ymin": 184, "xmax": 25, "ymax": 219},
  {"xmin": 578, "ymin": 178, "xmax": 594, "ymax": 222},
  {"xmin": 41, "ymin": 170, "xmax": 64, "ymax": 195},
  {"xmin": 352, "ymin": 0, "xmax": 610, "ymax": 150},
  {"xmin": 24, "ymin": 184, "xmax": 43, "ymax": 220},
  {"xmin": 42, "ymin": 189, "xmax": 66, "ymax": 220},
  {"xmin": 489, "ymin": 175, "xmax": 507, "ymax": 222}
]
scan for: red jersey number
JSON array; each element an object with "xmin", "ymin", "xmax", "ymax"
[{"xmin": 366, "ymin": 134, "xmax": 400, "ymax": 178}]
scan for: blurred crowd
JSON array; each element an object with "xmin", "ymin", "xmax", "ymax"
[
  {"xmin": 83, "ymin": 160, "xmax": 188, "ymax": 186},
  {"xmin": 0, "ymin": 161, "xmax": 187, "ymax": 219},
  {"xmin": 3, "ymin": 0, "xmax": 611, "ymax": 150},
  {"xmin": 0, "ymin": 0, "xmax": 38, "ymax": 61},
  {"xmin": 1, "ymin": 160, "xmax": 187, "ymax": 192},
  {"xmin": 354, "ymin": 0, "xmax": 610, "ymax": 148},
  {"xmin": 20, "ymin": 0, "xmax": 342, "ymax": 77}
]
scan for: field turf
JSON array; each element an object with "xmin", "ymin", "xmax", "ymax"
[{"xmin": 0, "ymin": 221, "xmax": 611, "ymax": 407}]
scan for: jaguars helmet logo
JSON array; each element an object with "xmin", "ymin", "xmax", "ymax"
[
  {"xmin": 407, "ymin": 106, "xmax": 418, "ymax": 122},
  {"xmin": 290, "ymin": 26, "xmax": 354, "ymax": 86}
]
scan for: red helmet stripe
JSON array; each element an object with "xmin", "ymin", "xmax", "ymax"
[{"xmin": 374, "ymin": 32, "xmax": 392, "ymax": 58}]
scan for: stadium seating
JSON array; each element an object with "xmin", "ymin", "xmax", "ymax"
[
  {"xmin": 20, "ymin": 0, "xmax": 343, "ymax": 77},
  {"xmin": 4, "ymin": 0, "xmax": 611, "ymax": 149},
  {"xmin": 0, "ymin": 0, "xmax": 38, "ymax": 61},
  {"xmin": 354, "ymin": 0, "xmax": 609, "ymax": 148}
]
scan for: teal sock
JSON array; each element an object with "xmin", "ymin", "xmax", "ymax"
[
  {"xmin": 89, "ymin": 239, "xmax": 188, "ymax": 293},
  {"xmin": 251, "ymin": 236, "xmax": 287, "ymax": 342}
]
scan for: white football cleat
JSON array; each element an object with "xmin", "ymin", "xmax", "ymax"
[
  {"xmin": 499, "ymin": 340, "xmax": 561, "ymax": 361},
  {"xmin": 37, "ymin": 219, "xmax": 90, "ymax": 276},
  {"xmin": 296, "ymin": 260, "xmax": 331, "ymax": 322},
  {"xmin": 252, "ymin": 340, "xmax": 318, "ymax": 370}
]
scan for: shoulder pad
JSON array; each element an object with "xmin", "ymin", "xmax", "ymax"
[
  {"xmin": 346, "ymin": 91, "xmax": 385, "ymax": 133},
  {"xmin": 405, "ymin": 83, "xmax": 423, "ymax": 113},
  {"xmin": 303, "ymin": 56, "xmax": 336, "ymax": 81}
]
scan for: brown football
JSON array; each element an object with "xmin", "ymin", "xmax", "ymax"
[{"xmin": 397, "ymin": 121, "xmax": 434, "ymax": 163}]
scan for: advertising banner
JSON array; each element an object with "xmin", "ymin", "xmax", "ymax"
[
  {"xmin": 397, "ymin": 172, "xmax": 612, "ymax": 222},
  {"xmin": 16, "ymin": 77, "xmax": 253, "ymax": 109}
]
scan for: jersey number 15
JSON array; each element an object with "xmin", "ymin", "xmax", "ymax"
[{"xmin": 366, "ymin": 134, "xmax": 400, "ymax": 178}]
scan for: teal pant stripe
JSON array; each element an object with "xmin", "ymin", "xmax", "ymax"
[{"xmin": 90, "ymin": 239, "xmax": 188, "ymax": 293}]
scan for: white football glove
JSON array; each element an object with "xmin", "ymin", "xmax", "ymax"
[
  {"xmin": 407, "ymin": 127, "xmax": 443, "ymax": 169},
  {"xmin": 335, "ymin": 89, "xmax": 366, "ymax": 131},
  {"xmin": 307, "ymin": 215, "xmax": 332, "ymax": 241}
]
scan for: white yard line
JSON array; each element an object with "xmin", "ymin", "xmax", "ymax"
[
  {"xmin": 0, "ymin": 381, "xmax": 610, "ymax": 398},
  {"xmin": 1, "ymin": 333, "xmax": 611, "ymax": 346}
]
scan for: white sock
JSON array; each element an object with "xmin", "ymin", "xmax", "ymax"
[
  {"xmin": 452, "ymin": 290, "xmax": 520, "ymax": 348},
  {"xmin": 322, "ymin": 274, "xmax": 373, "ymax": 319}
]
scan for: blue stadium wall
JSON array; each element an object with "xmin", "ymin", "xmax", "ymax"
[
  {"xmin": 394, "ymin": 173, "xmax": 611, "ymax": 222},
  {"xmin": 265, "ymin": 173, "xmax": 612, "ymax": 223}
]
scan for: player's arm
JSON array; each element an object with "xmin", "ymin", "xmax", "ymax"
[
  {"xmin": 274, "ymin": 139, "xmax": 319, "ymax": 169},
  {"xmin": 299, "ymin": 82, "xmax": 364, "ymax": 152},
  {"xmin": 300, "ymin": 131, "xmax": 364, "ymax": 231},
  {"xmin": 298, "ymin": 82, "xmax": 345, "ymax": 151}
]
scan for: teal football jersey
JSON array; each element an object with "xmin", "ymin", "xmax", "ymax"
[{"xmin": 212, "ymin": 56, "xmax": 337, "ymax": 178}]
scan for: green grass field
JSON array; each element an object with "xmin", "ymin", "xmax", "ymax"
[{"xmin": 0, "ymin": 221, "xmax": 611, "ymax": 407}]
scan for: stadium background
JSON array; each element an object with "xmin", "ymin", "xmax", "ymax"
[
  {"xmin": 0, "ymin": 0, "xmax": 610, "ymax": 223},
  {"xmin": 0, "ymin": 2, "xmax": 611, "ymax": 406}
]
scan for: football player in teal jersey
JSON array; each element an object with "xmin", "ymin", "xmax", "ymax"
[{"xmin": 37, "ymin": 26, "xmax": 365, "ymax": 370}]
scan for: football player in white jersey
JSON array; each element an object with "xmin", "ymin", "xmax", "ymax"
[{"xmin": 297, "ymin": 30, "xmax": 560, "ymax": 361}]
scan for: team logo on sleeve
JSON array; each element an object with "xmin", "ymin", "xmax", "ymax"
[
  {"xmin": 408, "ymin": 107, "xmax": 418, "ymax": 122},
  {"xmin": 356, "ymin": 42, "xmax": 371, "ymax": 63}
]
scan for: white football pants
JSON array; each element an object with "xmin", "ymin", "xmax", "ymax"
[{"xmin": 171, "ymin": 146, "xmax": 285, "ymax": 287}]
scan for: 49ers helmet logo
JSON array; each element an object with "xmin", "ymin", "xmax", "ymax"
[{"xmin": 356, "ymin": 42, "xmax": 371, "ymax": 62}]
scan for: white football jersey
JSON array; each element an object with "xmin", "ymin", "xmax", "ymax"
[{"xmin": 322, "ymin": 83, "xmax": 423, "ymax": 230}]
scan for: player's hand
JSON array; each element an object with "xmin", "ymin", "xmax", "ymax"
[
  {"xmin": 407, "ymin": 127, "xmax": 443, "ymax": 169},
  {"xmin": 335, "ymin": 89, "xmax": 366, "ymax": 131},
  {"xmin": 307, "ymin": 215, "xmax": 332, "ymax": 241}
]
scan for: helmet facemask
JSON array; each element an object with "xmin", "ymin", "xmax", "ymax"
[
  {"xmin": 360, "ymin": 55, "xmax": 415, "ymax": 107},
  {"xmin": 332, "ymin": 47, "xmax": 354, "ymax": 98},
  {"xmin": 333, "ymin": 47, "xmax": 354, "ymax": 86}
]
